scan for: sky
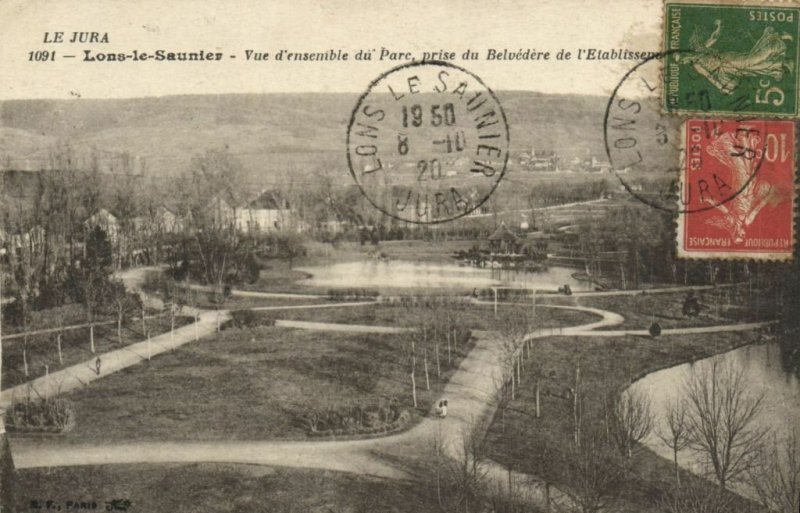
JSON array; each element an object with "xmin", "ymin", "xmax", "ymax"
[{"xmin": 0, "ymin": 0, "xmax": 662, "ymax": 100}]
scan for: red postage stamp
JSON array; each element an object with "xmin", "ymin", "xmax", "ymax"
[{"xmin": 678, "ymin": 119, "xmax": 795, "ymax": 260}]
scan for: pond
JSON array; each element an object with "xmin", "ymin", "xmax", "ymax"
[
  {"xmin": 297, "ymin": 260, "xmax": 591, "ymax": 292},
  {"xmin": 629, "ymin": 342, "xmax": 800, "ymax": 489}
]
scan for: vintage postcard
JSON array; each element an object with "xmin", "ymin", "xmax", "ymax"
[{"xmin": 0, "ymin": 1, "xmax": 798, "ymax": 512}]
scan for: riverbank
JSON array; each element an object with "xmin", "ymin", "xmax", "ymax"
[{"xmin": 483, "ymin": 328, "xmax": 766, "ymax": 512}]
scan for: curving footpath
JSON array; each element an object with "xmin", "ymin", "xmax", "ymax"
[
  {"xmin": 0, "ymin": 308, "xmax": 230, "ymax": 410},
  {"xmin": 6, "ymin": 271, "xmax": 777, "ymax": 510},
  {"xmin": 10, "ymin": 305, "xmax": 620, "ymax": 481}
]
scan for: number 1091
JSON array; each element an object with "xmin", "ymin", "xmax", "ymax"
[{"xmin": 28, "ymin": 50, "xmax": 56, "ymax": 61}]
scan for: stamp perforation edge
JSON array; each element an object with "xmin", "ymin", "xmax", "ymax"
[
  {"xmin": 674, "ymin": 119, "xmax": 797, "ymax": 261},
  {"xmin": 661, "ymin": 0, "xmax": 800, "ymax": 119}
]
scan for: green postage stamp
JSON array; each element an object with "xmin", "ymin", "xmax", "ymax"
[{"xmin": 664, "ymin": 0, "xmax": 800, "ymax": 117}]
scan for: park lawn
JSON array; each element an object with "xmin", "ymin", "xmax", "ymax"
[
  {"xmin": 15, "ymin": 463, "xmax": 442, "ymax": 513},
  {"xmin": 43, "ymin": 325, "xmax": 475, "ymax": 442},
  {"xmin": 247, "ymin": 302, "xmax": 599, "ymax": 332},
  {"xmin": 483, "ymin": 330, "xmax": 764, "ymax": 513},
  {"xmin": 572, "ymin": 287, "xmax": 778, "ymax": 331},
  {"xmin": 1, "ymin": 314, "xmax": 193, "ymax": 389},
  {"xmin": 1, "ymin": 303, "xmax": 91, "ymax": 336}
]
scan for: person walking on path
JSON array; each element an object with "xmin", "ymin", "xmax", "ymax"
[
  {"xmin": 95, "ymin": 356, "xmax": 102, "ymax": 376},
  {"xmin": 435, "ymin": 399, "xmax": 448, "ymax": 418}
]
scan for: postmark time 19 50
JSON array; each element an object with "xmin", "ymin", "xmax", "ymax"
[{"xmin": 664, "ymin": 0, "xmax": 800, "ymax": 117}]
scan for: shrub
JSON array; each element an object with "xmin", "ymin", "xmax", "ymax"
[
  {"xmin": 142, "ymin": 270, "xmax": 169, "ymax": 294},
  {"xmin": 381, "ymin": 295, "xmax": 471, "ymax": 308},
  {"xmin": 327, "ymin": 288, "xmax": 379, "ymax": 301},
  {"xmin": 231, "ymin": 310, "xmax": 272, "ymax": 329},
  {"xmin": 477, "ymin": 288, "xmax": 532, "ymax": 301},
  {"xmin": 299, "ymin": 398, "xmax": 405, "ymax": 436},
  {"xmin": 5, "ymin": 391, "xmax": 74, "ymax": 433},
  {"xmin": 244, "ymin": 252, "xmax": 262, "ymax": 284}
]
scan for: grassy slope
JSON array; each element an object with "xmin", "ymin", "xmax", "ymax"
[
  {"xmin": 250, "ymin": 302, "xmax": 597, "ymax": 332},
  {"xmin": 579, "ymin": 287, "xmax": 779, "ymax": 331},
  {"xmin": 16, "ymin": 463, "xmax": 442, "ymax": 513},
  {"xmin": 29, "ymin": 325, "xmax": 470, "ymax": 442}
]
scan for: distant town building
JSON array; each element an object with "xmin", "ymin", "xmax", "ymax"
[
  {"xmin": 235, "ymin": 190, "xmax": 297, "ymax": 233},
  {"xmin": 154, "ymin": 205, "xmax": 183, "ymax": 234},
  {"xmin": 590, "ymin": 157, "xmax": 611, "ymax": 173},
  {"xmin": 84, "ymin": 208, "xmax": 119, "ymax": 244},
  {"xmin": 529, "ymin": 149, "xmax": 558, "ymax": 172}
]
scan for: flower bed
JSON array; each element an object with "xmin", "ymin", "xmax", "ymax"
[
  {"xmin": 379, "ymin": 295, "xmax": 472, "ymax": 308},
  {"xmin": 326, "ymin": 289, "xmax": 380, "ymax": 301},
  {"xmin": 5, "ymin": 393, "xmax": 75, "ymax": 433},
  {"xmin": 301, "ymin": 401, "xmax": 411, "ymax": 438}
]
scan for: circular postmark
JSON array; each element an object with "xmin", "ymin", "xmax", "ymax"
[
  {"xmin": 347, "ymin": 61, "xmax": 510, "ymax": 224},
  {"xmin": 604, "ymin": 50, "xmax": 770, "ymax": 215}
]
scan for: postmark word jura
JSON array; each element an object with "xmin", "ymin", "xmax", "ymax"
[
  {"xmin": 347, "ymin": 61, "xmax": 509, "ymax": 224},
  {"xmin": 664, "ymin": 0, "xmax": 800, "ymax": 117},
  {"xmin": 678, "ymin": 119, "xmax": 795, "ymax": 260}
]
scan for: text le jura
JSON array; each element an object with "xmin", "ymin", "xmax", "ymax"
[{"xmin": 43, "ymin": 32, "xmax": 110, "ymax": 43}]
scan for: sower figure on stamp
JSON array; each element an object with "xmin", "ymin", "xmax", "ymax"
[{"xmin": 681, "ymin": 20, "xmax": 793, "ymax": 96}]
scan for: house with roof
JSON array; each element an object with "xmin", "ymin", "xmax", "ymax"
[
  {"xmin": 84, "ymin": 208, "xmax": 119, "ymax": 244},
  {"xmin": 235, "ymin": 190, "xmax": 294, "ymax": 233},
  {"xmin": 151, "ymin": 205, "xmax": 183, "ymax": 234}
]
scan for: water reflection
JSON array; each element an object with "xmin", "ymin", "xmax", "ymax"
[
  {"xmin": 631, "ymin": 343, "xmax": 800, "ymax": 480},
  {"xmin": 297, "ymin": 260, "xmax": 591, "ymax": 291}
]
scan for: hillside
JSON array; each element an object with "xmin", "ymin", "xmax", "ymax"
[{"xmin": 0, "ymin": 92, "xmax": 610, "ymax": 183}]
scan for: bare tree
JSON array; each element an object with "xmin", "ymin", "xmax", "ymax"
[
  {"xmin": 492, "ymin": 367, "xmax": 514, "ymax": 434},
  {"xmin": 748, "ymin": 427, "xmax": 800, "ymax": 513},
  {"xmin": 499, "ymin": 308, "xmax": 533, "ymax": 401},
  {"xmin": 657, "ymin": 398, "xmax": 691, "ymax": 485},
  {"xmin": 159, "ymin": 277, "xmax": 184, "ymax": 341},
  {"xmin": 404, "ymin": 334, "xmax": 418, "ymax": 409},
  {"xmin": 605, "ymin": 387, "xmax": 653, "ymax": 460},
  {"xmin": 414, "ymin": 324, "xmax": 431, "ymax": 391},
  {"xmin": 447, "ymin": 420, "xmax": 489, "ymax": 513},
  {"xmin": 571, "ymin": 364, "xmax": 582, "ymax": 448},
  {"xmin": 108, "ymin": 279, "xmax": 140, "ymax": 346},
  {"xmin": 558, "ymin": 426, "xmax": 625, "ymax": 513},
  {"xmin": 530, "ymin": 359, "xmax": 545, "ymax": 419},
  {"xmin": 179, "ymin": 148, "xmax": 248, "ymax": 297},
  {"xmin": 683, "ymin": 361, "xmax": 768, "ymax": 490},
  {"xmin": 659, "ymin": 479, "xmax": 738, "ymax": 513}
]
